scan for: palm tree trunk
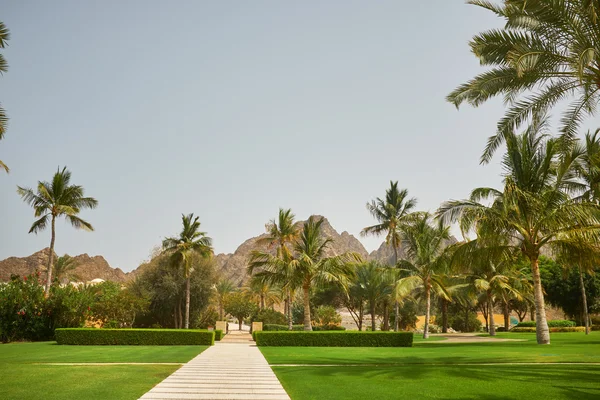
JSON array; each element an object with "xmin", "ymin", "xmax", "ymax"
[
  {"xmin": 579, "ymin": 266, "xmax": 590, "ymax": 335},
  {"xmin": 531, "ymin": 257, "xmax": 550, "ymax": 344},
  {"xmin": 488, "ymin": 291, "xmax": 496, "ymax": 336},
  {"xmin": 382, "ymin": 300, "xmax": 390, "ymax": 331},
  {"xmin": 44, "ymin": 215, "xmax": 56, "ymax": 296},
  {"xmin": 219, "ymin": 300, "xmax": 224, "ymax": 320},
  {"xmin": 503, "ymin": 299, "xmax": 510, "ymax": 330},
  {"xmin": 260, "ymin": 293, "xmax": 265, "ymax": 310},
  {"xmin": 371, "ymin": 301, "xmax": 377, "ymax": 331},
  {"xmin": 358, "ymin": 302, "xmax": 364, "ymax": 331},
  {"xmin": 441, "ymin": 299, "xmax": 448, "ymax": 333},
  {"xmin": 464, "ymin": 305, "xmax": 469, "ymax": 332},
  {"xmin": 393, "ymin": 246, "xmax": 399, "ymax": 332},
  {"xmin": 302, "ymin": 282, "xmax": 312, "ymax": 331},
  {"xmin": 178, "ymin": 298, "xmax": 183, "ymax": 329},
  {"xmin": 185, "ymin": 276, "xmax": 190, "ymax": 329},
  {"xmin": 287, "ymin": 290, "xmax": 293, "ymax": 331},
  {"xmin": 423, "ymin": 283, "xmax": 431, "ymax": 339}
]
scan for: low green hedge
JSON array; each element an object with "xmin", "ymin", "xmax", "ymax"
[
  {"xmin": 214, "ymin": 329, "xmax": 224, "ymax": 341},
  {"xmin": 254, "ymin": 331, "xmax": 413, "ymax": 347},
  {"xmin": 510, "ymin": 327, "xmax": 585, "ymax": 333},
  {"xmin": 515, "ymin": 320, "xmax": 575, "ymax": 328},
  {"xmin": 263, "ymin": 324, "xmax": 346, "ymax": 331},
  {"xmin": 55, "ymin": 329, "xmax": 215, "ymax": 345}
]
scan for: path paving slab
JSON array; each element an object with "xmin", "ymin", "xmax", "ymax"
[{"xmin": 139, "ymin": 335, "xmax": 290, "ymax": 400}]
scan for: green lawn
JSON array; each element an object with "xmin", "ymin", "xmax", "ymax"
[
  {"xmin": 261, "ymin": 332, "xmax": 600, "ymax": 365},
  {"xmin": 0, "ymin": 342, "xmax": 207, "ymax": 400},
  {"xmin": 264, "ymin": 332, "xmax": 600, "ymax": 400}
]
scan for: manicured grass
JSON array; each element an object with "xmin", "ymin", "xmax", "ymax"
[
  {"xmin": 0, "ymin": 364, "xmax": 178, "ymax": 400},
  {"xmin": 0, "ymin": 341, "xmax": 207, "ymax": 400},
  {"xmin": 268, "ymin": 332, "xmax": 600, "ymax": 399},
  {"xmin": 0, "ymin": 341, "xmax": 206, "ymax": 363},
  {"xmin": 274, "ymin": 365, "xmax": 600, "ymax": 400},
  {"xmin": 261, "ymin": 332, "xmax": 600, "ymax": 365}
]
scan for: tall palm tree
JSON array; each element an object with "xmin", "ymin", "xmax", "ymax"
[
  {"xmin": 17, "ymin": 167, "xmax": 98, "ymax": 296},
  {"xmin": 245, "ymin": 276, "xmax": 280, "ymax": 310},
  {"xmin": 448, "ymin": 0, "xmax": 600, "ymax": 162},
  {"xmin": 362, "ymin": 181, "xmax": 417, "ymax": 331},
  {"xmin": 352, "ymin": 262, "xmax": 393, "ymax": 331},
  {"xmin": 438, "ymin": 125, "xmax": 600, "ymax": 344},
  {"xmin": 0, "ymin": 21, "xmax": 10, "ymax": 173},
  {"xmin": 250, "ymin": 216, "xmax": 357, "ymax": 331},
  {"xmin": 162, "ymin": 213, "xmax": 213, "ymax": 329},
  {"xmin": 250, "ymin": 208, "xmax": 300, "ymax": 329},
  {"xmin": 214, "ymin": 278, "xmax": 235, "ymax": 320},
  {"xmin": 396, "ymin": 213, "xmax": 452, "ymax": 339}
]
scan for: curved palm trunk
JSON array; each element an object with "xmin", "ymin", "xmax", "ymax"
[
  {"xmin": 185, "ymin": 276, "xmax": 191, "ymax": 329},
  {"xmin": 302, "ymin": 281, "xmax": 312, "ymax": 331},
  {"xmin": 44, "ymin": 216, "xmax": 56, "ymax": 297},
  {"xmin": 531, "ymin": 257, "xmax": 550, "ymax": 344},
  {"xmin": 287, "ymin": 290, "xmax": 293, "ymax": 331},
  {"xmin": 423, "ymin": 283, "xmax": 431, "ymax": 339},
  {"xmin": 370, "ymin": 300, "xmax": 377, "ymax": 331},
  {"xmin": 503, "ymin": 299, "xmax": 510, "ymax": 330},
  {"xmin": 579, "ymin": 266, "xmax": 590, "ymax": 335},
  {"xmin": 488, "ymin": 292, "xmax": 496, "ymax": 336}
]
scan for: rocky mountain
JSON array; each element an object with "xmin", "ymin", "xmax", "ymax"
[
  {"xmin": 214, "ymin": 216, "xmax": 369, "ymax": 285},
  {"xmin": 0, "ymin": 248, "xmax": 128, "ymax": 283},
  {"xmin": 2, "ymin": 215, "xmax": 454, "ymax": 285}
]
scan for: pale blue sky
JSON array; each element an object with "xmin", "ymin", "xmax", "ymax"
[{"xmin": 1, "ymin": 1, "xmax": 523, "ymax": 271}]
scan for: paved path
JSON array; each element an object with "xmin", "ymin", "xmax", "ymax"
[{"xmin": 139, "ymin": 333, "xmax": 290, "ymax": 400}]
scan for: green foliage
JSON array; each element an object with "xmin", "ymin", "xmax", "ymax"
[
  {"xmin": 539, "ymin": 257, "xmax": 600, "ymax": 324},
  {"xmin": 436, "ymin": 303, "xmax": 482, "ymax": 333},
  {"xmin": 251, "ymin": 308, "xmax": 287, "ymax": 325},
  {"xmin": 55, "ymin": 328, "xmax": 215, "ymax": 345},
  {"xmin": 511, "ymin": 327, "xmax": 585, "ymax": 333},
  {"xmin": 90, "ymin": 282, "xmax": 148, "ymax": 328},
  {"xmin": 313, "ymin": 305, "xmax": 342, "ymax": 326},
  {"xmin": 213, "ymin": 329, "xmax": 224, "ymax": 341},
  {"xmin": 194, "ymin": 306, "xmax": 219, "ymax": 329},
  {"xmin": 0, "ymin": 273, "xmax": 52, "ymax": 342},
  {"xmin": 224, "ymin": 292, "xmax": 257, "ymax": 324},
  {"xmin": 254, "ymin": 331, "xmax": 413, "ymax": 347},
  {"xmin": 263, "ymin": 324, "xmax": 304, "ymax": 331},
  {"xmin": 130, "ymin": 254, "xmax": 216, "ymax": 328},
  {"xmin": 516, "ymin": 320, "xmax": 576, "ymax": 328}
]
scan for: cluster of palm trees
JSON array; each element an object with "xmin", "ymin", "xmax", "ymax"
[{"xmin": 0, "ymin": 21, "xmax": 9, "ymax": 173}]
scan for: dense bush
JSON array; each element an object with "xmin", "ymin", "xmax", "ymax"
[
  {"xmin": 195, "ymin": 306, "xmax": 219, "ymax": 329},
  {"xmin": 515, "ymin": 320, "xmax": 575, "ymax": 328},
  {"xmin": 510, "ymin": 327, "xmax": 585, "ymax": 333},
  {"xmin": 313, "ymin": 306, "xmax": 342, "ymax": 326},
  {"xmin": 251, "ymin": 309, "xmax": 287, "ymax": 325},
  {"xmin": 313, "ymin": 324, "xmax": 346, "ymax": 331},
  {"xmin": 213, "ymin": 329, "xmax": 224, "ymax": 341},
  {"xmin": 55, "ymin": 328, "xmax": 215, "ymax": 345},
  {"xmin": 254, "ymin": 331, "xmax": 413, "ymax": 347},
  {"xmin": 264, "ymin": 324, "xmax": 304, "ymax": 331}
]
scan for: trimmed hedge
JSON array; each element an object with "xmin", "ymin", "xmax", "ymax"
[
  {"xmin": 55, "ymin": 328, "xmax": 215, "ymax": 345},
  {"xmin": 214, "ymin": 329, "xmax": 224, "ymax": 341},
  {"xmin": 515, "ymin": 320, "xmax": 575, "ymax": 328},
  {"xmin": 510, "ymin": 327, "xmax": 585, "ymax": 333},
  {"xmin": 254, "ymin": 331, "xmax": 413, "ymax": 347},
  {"xmin": 263, "ymin": 324, "xmax": 346, "ymax": 331}
]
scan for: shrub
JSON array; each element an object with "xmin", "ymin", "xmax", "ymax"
[
  {"xmin": 510, "ymin": 327, "xmax": 585, "ymax": 333},
  {"xmin": 312, "ymin": 324, "xmax": 346, "ymax": 331},
  {"xmin": 592, "ymin": 325, "xmax": 600, "ymax": 331},
  {"xmin": 213, "ymin": 329, "xmax": 224, "ymax": 341},
  {"xmin": 263, "ymin": 324, "xmax": 304, "ymax": 331},
  {"xmin": 194, "ymin": 306, "xmax": 219, "ymax": 329},
  {"xmin": 313, "ymin": 306, "xmax": 342, "ymax": 326},
  {"xmin": 254, "ymin": 331, "xmax": 413, "ymax": 347},
  {"xmin": 515, "ymin": 320, "xmax": 575, "ymax": 328},
  {"xmin": 251, "ymin": 309, "xmax": 287, "ymax": 325},
  {"xmin": 55, "ymin": 328, "xmax": 215, "ymax": 345}
]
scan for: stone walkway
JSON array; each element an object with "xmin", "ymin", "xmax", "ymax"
[{"xmin": 139, "ymin": 332, "xmax": 290, "ymax": 400}]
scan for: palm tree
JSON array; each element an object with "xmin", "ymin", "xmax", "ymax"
[
  {"xmin": 396, "ymin": 212, "xmax": 452, "ymax": 339},
  {"xmin": 162, "ymin": 213, "xmax": 213, "ymax": 329},
  {"xmin": 53, "ymin": 254, "xmax": 80, "ymax": 284},
  {"xmin": 17, "ymin": 167, "xmax": 98, "ymax": 296},
  {"xmin": 351, "ymin": 262, "xmax": 394, "ymax": 331},
  {"xmin": 214, "ymin": 278, "xmax": 235, "ymax": 320},
  {"xmin": 245, "ymin": 276, "xmax": 280, "ymax": 310},
  {"xmin": 0, "ymin": 21, "xmax": 10, "ymax": 173},
  {"xmin": 361, "ymin": 181, "xmax": 417, "ymax": 331},
  {"xmin": 448, "ymin": 0, "xmax": 600, "ymax": 162},
  {"xmin": 250, "ymin": 208, "xmax": 301, "ymax": 329},
  {"xmin": 438, "ymin": 125, "xmax": 600, "ymax": 344},
  {"xmin": 250, "ymin": 216, "xmax": 357, "ymax": 331}
]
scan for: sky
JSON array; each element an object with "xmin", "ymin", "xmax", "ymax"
[{"xmin": 0, "ymin": 0, "xmax": 575, "ymax": 272}]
